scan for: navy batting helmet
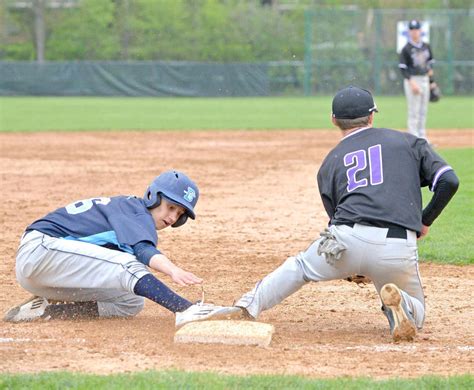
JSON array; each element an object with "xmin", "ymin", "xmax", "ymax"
[{"xmin": 144, "ymin": 170, "xmax": 199, "ymax": 228}]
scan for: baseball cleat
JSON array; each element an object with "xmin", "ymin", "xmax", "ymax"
[
  {"xmin": 175, "ymin": 303, "xmax": 242, "ymax": 328},
  {"xmin": 3, "ymin": 296, "xmax": 50, "ymax": 323},
  {"xmin": 381, "ymin": 283, "xmax": 416, "ymax": 342},
  {"xmin": 233, "ymin": 305, "xmax": 255, "ymax": 320}
]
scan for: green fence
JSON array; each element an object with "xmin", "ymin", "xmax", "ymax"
[
  {"xmin": 0, "ymin": 6, "xmax": 472, "ymax": 97},
  {"xmin": 303, "ymin": 8, "xmax": 473, "ymax": 96},
  {"xmin": 0, "ymin": 61, "xmax": 270, "ymax": 96}
]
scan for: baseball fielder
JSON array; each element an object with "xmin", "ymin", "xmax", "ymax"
[
  {"xmin": 221, "ymin": 86, "xmax": 459, "ymax": 341},
  {"xmin": 4, "ymin": 170, "xmax": 233, "ymax": 327},
  {"xmin": 399, "ymin": 19, "xmax": 435, "ymax": 140}
]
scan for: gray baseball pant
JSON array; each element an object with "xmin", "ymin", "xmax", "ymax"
[
  {"xmin": 235, "ymin": 224, "xmax": 425, "ymax": 329},
  {"xmin": 15, "ymin": 230, "xmax": 149, "ymax": 317},
  {"xmin": 404, "ymin": 75, "xmax": 430, "ymax": 139}
]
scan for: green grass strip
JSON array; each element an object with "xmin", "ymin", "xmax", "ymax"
[
  {"xmin": 419, "ymin": 148, "xmax": 474, "ymax": 265},
  {"xmin": 0, "ymin": 371, "xmax": 472, "ymax": 389},
  {"xmin": 0, "ymin": 96, "xmax": 473, "ymax": 132}
]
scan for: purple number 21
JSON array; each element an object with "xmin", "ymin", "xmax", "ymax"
[{"xmin": 344, "ymin": 144, "xmax": 383, "ymax": 192}]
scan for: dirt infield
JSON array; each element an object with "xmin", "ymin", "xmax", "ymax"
[{"xmin": 0, "ymin": 130, "xmax": 472, "ymax": 378}]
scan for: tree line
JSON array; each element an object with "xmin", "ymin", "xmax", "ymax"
[{"xmin": 0, "ymin": 0, "xmax": 471, "ymax": 62}]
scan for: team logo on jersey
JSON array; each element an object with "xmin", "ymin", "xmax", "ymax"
[{"xmin": 184, "ymin": 187, "xmax": 196, "ymax": 203}]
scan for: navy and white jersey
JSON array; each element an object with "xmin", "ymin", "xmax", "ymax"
[
  {"xmin": 399, "ymin": 41, "xmax": 434, "ymax": 79},
  {"xmin": 317, "ymin": 127, "xmax": 452, "ymax": 233},
  {"xmin": 27, "ymin": 196, "xmax": 157, "ymax": 254}
]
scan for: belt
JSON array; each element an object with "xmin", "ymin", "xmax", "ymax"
[
  {"xmin": 342, "ymin": 223, "xmax": 407, "ymax": 239},
  {"xmin": 386, "ymin": 227, "xmax": 407, "ymax": 239}
]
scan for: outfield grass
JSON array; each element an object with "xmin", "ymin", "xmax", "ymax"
[
  {"xmin": 0, "ymin": 96, "xmax": 473, "ymax": 132},
  {"xmin": 0, "ymin": 371, "xmax": 472, "ymax": 389},
  {"xmin": 419, "ymin": 148, "xmax": 474, "ymax": 265}
]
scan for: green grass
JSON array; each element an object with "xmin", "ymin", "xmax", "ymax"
[
  {"xmin": 419, "ymin": 148, "xmax": 474, "ymax": 265},
  {"xmin": 0, "ymin": 97, "xmax": 472, "ymax": 266},
  {"xmin": 0, "ymin": 96, "xmax": 473, "ymax": 132},
  {"xmin": 0, "ymin": 371, "xmax": 472, "ymax": 389}
]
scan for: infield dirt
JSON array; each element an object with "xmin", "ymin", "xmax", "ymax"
[{"xmin": 0, "ymin": 130, "xmax": 472, "ymax": 378}]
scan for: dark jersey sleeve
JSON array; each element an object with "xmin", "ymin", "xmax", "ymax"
[
  {"xmin": 422, "ymin": 170, "xmax": 459, "ymax": 226},
  {"xmin": 107, "ymin": 197, "xmax": 157, "ymax": 248},
  {"xmin": 413, "ymin": 137, "xmax": 451, "ymax": 189},
  {"xmin": 132, "ymin": 241, "xmax": 161, "ymax": 266},
  {"xmin": 427, "ymin": 44, "xmax": 434, "ymax": 70},
  {"xmin": 399, "ymin": 44, "xmax": 411, "ymax": 79}
]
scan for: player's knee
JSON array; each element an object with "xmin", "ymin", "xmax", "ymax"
[
  {"xmin": 99, "ymin": 295, "xmax": 145, "ymax": 318},
  {"xmin": 284, "ymin": 255, "xmax": 313, "ymax": 281},
  {"xmin": 118, "ymin": 296, "xmax": 145, "ymax": 317}
]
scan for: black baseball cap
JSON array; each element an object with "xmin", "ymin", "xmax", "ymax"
[
  {"xmin": 408, "ymin": 20, "xmax": 422, "ymax": 30},
  {"xmin": 332, "ymin": 86, "xmax": 378, "ymax": 119}
]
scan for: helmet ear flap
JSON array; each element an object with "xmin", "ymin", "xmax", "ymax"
[
  {"xmin": 145, "ymin": 191, "xmax": 161, "ymax": 209},
  {"xmin": 172, "ymin": 214, "xmax": 188, "ymax": 228}
]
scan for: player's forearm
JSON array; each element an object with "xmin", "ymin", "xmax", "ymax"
[
  {"xmin": 149, "ymin": 254, "xmax": 180, "ymax": 276},
  {"xmin": 148, "ymin": 254, "xmax": 202, "ymax": 286},
  {"xmin": 422, "ymin": 170, "xmax": 459, "ymax": 226}
]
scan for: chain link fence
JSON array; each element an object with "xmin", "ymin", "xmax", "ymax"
[
  {"xmin": 303, "ymin": 8, "xmax": 473, "ymax": 96},
  {"xmin": 0, "ymin": 2, "xmax": 472, "ymax": 96}
]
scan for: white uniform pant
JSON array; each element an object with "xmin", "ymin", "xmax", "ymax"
[
  {"xmin": 15, "ymin": 230, "xmax": 150, "ymax": 317},
  {"xmin": 404, "ymin": 75, "xmax": 430, "ymax": 139},
  {"xmin": 235, "ymin": 224, "xmax": 425, "ymax": 329}
]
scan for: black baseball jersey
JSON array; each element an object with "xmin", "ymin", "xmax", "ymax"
[
  {"xmin": 27, "ymin": 196, "xmax": 157, "ymax": 254},
  {"xmin": 317, "ymin": 127, "xmax": 452, "ymax": 233},
  {"xmin": 399, "ymin": 41, "xmax": 434, "ymax": 79}
]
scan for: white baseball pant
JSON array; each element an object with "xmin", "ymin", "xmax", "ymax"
[
  {"xmin": 235, "ymin": 223, "xmax": 425, "ymax": 329},
  {"xmin": 404, "ymin": 75, "xmax": 430, "ymax": 139},
  {"xmin": 15, "ymin": 230, "xmax": 149, "ymax": 317}
]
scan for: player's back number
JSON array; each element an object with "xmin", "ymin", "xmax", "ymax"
[
  {"xmin": 65, "ymin": 197, "xmax": 111, "ymax": 215},
  {"xmin": 344, "ymin": 145, "xmax": 383, "ymax": 192}
]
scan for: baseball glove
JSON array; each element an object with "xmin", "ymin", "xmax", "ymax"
[
  {"xmin": 430, "ymin": 83, "xmax": 441, "ymax": 102},
  {"xmin": 345, "ymin": 274, "xmax": 371, "ymax": 286},
  {"xmin": 317, "ymin": 228, "xmax": 346, "ymax": 265}
]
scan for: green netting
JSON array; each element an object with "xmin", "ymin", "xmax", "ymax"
[
  {"xmin": 0, "ymin": 8, "xmax": 472, "ymax": 97},
  {"xmin": 303, "ymin": 9, "xmax": 473, "ymax": 96},
  {"xmin": 0, "ymin": 61, "xmax": 270, "ymax": 97}
]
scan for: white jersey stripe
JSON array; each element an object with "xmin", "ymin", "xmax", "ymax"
[
  {"xmin": 430, "ymin": 166, "xmax": 452, "ymax": 191},
  {"xmin": 342, "ymin": 127, "xmax": 371, "ymax": 140}
]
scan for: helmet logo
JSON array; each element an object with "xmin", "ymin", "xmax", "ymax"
[{"xmin": 183, "ymin": 187, "xmax": 196, "ymax": 203}]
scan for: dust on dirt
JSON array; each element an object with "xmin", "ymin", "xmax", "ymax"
[{"xmin": 0, "ymin": 130, "xmax": 472, "ymax": 378}]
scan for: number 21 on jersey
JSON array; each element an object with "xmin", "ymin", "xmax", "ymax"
[{"xmin": 344, "ymin": 144, "xmax": 383, "ymax": 192}]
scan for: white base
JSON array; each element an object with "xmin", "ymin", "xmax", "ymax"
[{"xmin": 174, "ymin": 320, "xmax": 274, "ymax": 347}]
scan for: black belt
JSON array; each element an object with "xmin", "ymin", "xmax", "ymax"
[
  {"xmin": 386, "ymin": 227, "xmax": 407, "ymax": 239},
  {"xmin": 341, "ymin": 223, "xmax": 407, "ymax": 239}
]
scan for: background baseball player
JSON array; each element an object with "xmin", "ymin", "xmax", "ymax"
[
  {"xmin": 399, "ymin": 19, "xmax": 436, "ymax": 140},
  {"xmin": 4, "ymin": 170, "xmax": 234, "ymax": 327},
  {"xmin": 220, "ymin": 86, "xmax": 459, "ymax": 342}
]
